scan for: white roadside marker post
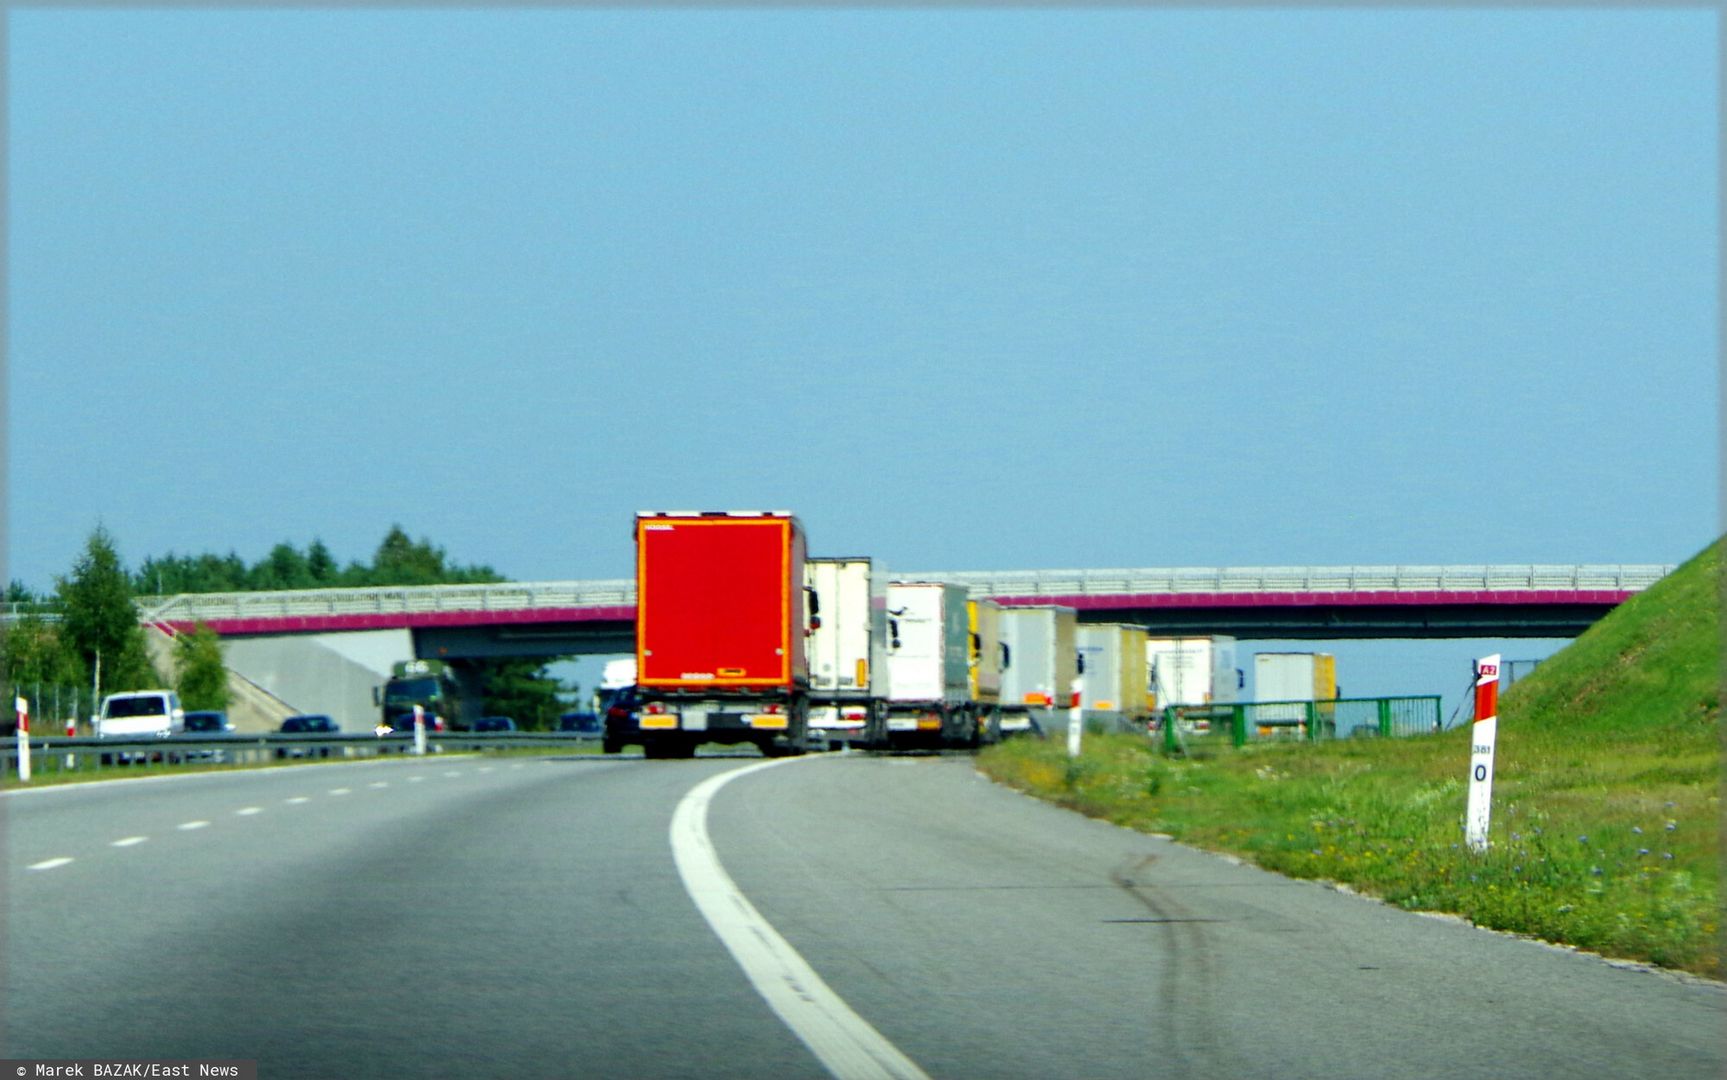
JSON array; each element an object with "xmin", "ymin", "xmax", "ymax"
[
  {"xmin": 413, "ymin": 703, "xmax": 428, "ymax": 756},
  {"xmin": 1066, "ymin": 676, "xmax": 1084, "ymax": 758},
  {"xmin": 65, "ymin": 716, "xmax": 76, "ymax": 770},
  {"xmin": 16, "ymin": 696, "xmax": 31, "ymax": 782},
  {"xmin": 1465, "ymin": 654, "xmax": 1500, "ymax": 853}
]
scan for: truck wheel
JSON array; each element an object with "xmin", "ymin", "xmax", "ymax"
[{"xmin": 601, "ymin": 736, "xmax": 623, "ymax": 755}]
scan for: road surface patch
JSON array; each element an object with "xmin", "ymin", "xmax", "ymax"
[{"xmin": 671, "ymin": 759, "xmax": 931, "ymax": 1080}]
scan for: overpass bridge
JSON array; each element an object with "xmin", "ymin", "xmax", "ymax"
[{"xmin": 134, "ymin": 562, "xmax": 1675, "ymax": 660}]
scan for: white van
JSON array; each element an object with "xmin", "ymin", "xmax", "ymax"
[{"xmin": 96, "ymin": 690, "xmax": 185, "ymax": 740}]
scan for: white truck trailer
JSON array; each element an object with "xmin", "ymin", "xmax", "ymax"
[
  {"xmin": 1253, "ymin": 652, "xmax": 1339, "ymax": 732},
  {"xmin": 805, "ymin": 557, "xmax": 889, "ymax": 749},
  {"xmin": 884, "ymin": 581, "xmax": 975, "ymax": 748},
  {"xmin": 1075, "ymin": 624, "xmax": 1151, "ymax": 733},
  {"xmin": 997, "ymin": 605, "xmax": 1078, "ymax": 737},
  {"xmin": 1146, "ymin": 636, "xmax": 1241, "ymax": 710}
]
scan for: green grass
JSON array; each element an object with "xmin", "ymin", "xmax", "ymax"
[{"xmin": 979, "ymin": 538, "xmax": 1722, "ymax": 978}]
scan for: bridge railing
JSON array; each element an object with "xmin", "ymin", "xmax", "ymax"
[
  {"xmin": 134, "ymin": 579, "xmax": 637, "ymax": 625},
  {"xmin": 908, "ymin": 564, "xmax": 1674, "ymax": 598},
  {"xmin": 1, "ymin": 563, "xmax": 1674, "ymax": 628}
]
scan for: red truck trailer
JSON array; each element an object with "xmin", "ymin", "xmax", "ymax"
[{"xmin": 616, "ymin": 511, "xmax": 811, "ymax": 758}]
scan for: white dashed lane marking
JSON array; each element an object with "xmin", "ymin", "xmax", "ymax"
[
  {"xmin": 178, "ymin": 821, "xmax": 210, "ymax": 831},
  {"xmin": 235, "ymin": 807, "xmax": 263, "ymax": 816},
  {"xmin": 111, "ymin": 836, "xmax": 148, "ymax": 848},
  {"xmin": 286, "ymin": 797, "xmax": 311, "ymax": 805},
  {"xmin": 370, "ymin": 781, "xmax": 389, "ymax": 789},
  {"xmin": 29, "ymin": 858, "xmax": 73, "ymax": 871},
  {"xmin": 407, "ymin": 776, "xmax": 424, "ymax": 783},
  {"xmin": 443, "ymin": 771, "xmax": 462, "ymax": 779},
  {"xmin": 329, "ymin": 788, "xmax": 352, "ymax": 796}
]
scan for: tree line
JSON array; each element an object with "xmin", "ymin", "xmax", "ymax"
[{"xmin": 2, "ymin": 526, "xmax": 569, "ymax": 730}]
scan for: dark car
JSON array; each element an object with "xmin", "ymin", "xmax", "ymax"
[
  {"xmin": 180, "ymin": 710, "xmax": 236, "ymax": 761},
  {"xmin": 598, "ymin": 687, "xmax": 641, "ymax": 754},
  {"xmin": 281, "ymin": 714, "xmax": 339, "ymax": 734},
  {"xmin": 278, "ymin": 714, "xmax": 340, "ymax": 758},
  {"xmin": 183, "ymin": 710, "xmax": 234, "ymax": 734},
  {"xmin": 558, "ymin": 711, "xmax": 602, "ymax": 738},
  {"xmin": 473, "ymin": 716, "xmax": 517, "ymax": 733}
]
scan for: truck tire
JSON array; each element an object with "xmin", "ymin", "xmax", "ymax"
[{"xmin": 601, "ymin": 736, "xmax": 623, "ymax": 755}]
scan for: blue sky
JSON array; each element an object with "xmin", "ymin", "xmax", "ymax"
[{"xmin": 6, "ymin": 9, "xmax": 1718, "ymax": 705}]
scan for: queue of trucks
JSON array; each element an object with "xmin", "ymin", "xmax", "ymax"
[
  {"xmin": 603, "ymin": 510, "xmax": 1339, "ymax": 756},
  {"xmin": 73, "ymin": 511, "xmax": 1331, "ymax": 757}
]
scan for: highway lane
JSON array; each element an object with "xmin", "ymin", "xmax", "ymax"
[
  {"xmin": 3, "ymin": 755, "xmax": 822, "ymax": 1079},
  {"xmin": 4, "ymin": 753, "xmax": 1723, "ymax": 1079},
  {"xmin": 708, "ymin": 754, "xmax": 1725, "ymax": 1080}
]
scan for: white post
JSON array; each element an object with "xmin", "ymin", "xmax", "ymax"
[
  {"xmin": 1066, "ymin": 676, "xmax": 1084, "ymax": 758},
  {"xmin": 16, "ymin": 696, "xmax": 31, "ymax": 782},
  {"xmin": 1465, "ymin": 654, "xmax": 1501, "ymax": 853},
  {"xmin": 65, "ymin": 716, "xmax": 76, "ymax": 770},
  {"xmin": 413, "ymin": 703, "xmax": 427, "ymax": 756}
]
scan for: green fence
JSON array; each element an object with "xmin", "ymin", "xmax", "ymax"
[{"xmin": 1158, "ymin": 695, "xmax": 1442, "ymax": 753}]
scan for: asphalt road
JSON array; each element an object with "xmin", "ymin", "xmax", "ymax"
[{"xmin": 3, "ymin": 753, "xmax": 1722, "ymax": 1079}]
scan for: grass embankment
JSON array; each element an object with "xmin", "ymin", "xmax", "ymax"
[{"xmin": 978, "ymin": 538, "xmax": 1722, "ymax": 978}]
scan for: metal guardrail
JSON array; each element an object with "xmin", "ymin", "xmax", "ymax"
[
  {"xmin": 1, "ymin": 731, "xmax": 602, "ymax": 782},
  {"xmin": 0, "ymin": 564, "xmax": 1672, "ymax": 628}
]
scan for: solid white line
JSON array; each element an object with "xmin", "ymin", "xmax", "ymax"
[
  {"xmin": 111, "ymin": 836, "xmax": 148, "ymax": 847},
  {"xmin": 29, "ymin": 857, "xmax": 73, "ymax": 870},
  {"xmin": 235, "ymin": 807, "xmax": 263, "ymax": 816},
  {"xmin": 178, "ymin": 821, "xmax": 209, "ymax": 831},
  {"xmin": 671, "ymin": 760, "xmax": 930, "ymax": 1080}
]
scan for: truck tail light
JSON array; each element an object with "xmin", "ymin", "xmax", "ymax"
[
  {"xmin": 762, "ymin": 704, "xmax": 783, "ymax": 714},
  {"xmin": 645, "ymin": 703, "xmax": 666, "ymax": 715}
]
